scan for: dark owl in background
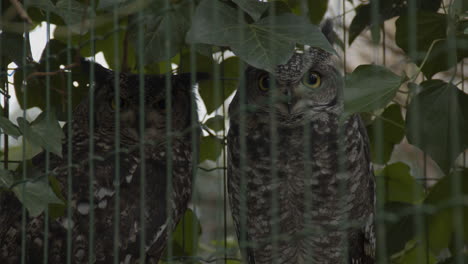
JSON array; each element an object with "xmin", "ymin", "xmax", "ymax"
[
  {"xmin": 227, "ymin": 23, "xmax": 375, "ymax": 263},
  {"xmin": 0, "ymin": 60, "xmax": 200, "ymax": 263}
]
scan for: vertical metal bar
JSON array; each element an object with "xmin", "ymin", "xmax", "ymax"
[
  {"xmin": 112, "ymin": 3, "xmax": 122, "ymax": 263},
  {"xmin": 88, "ymin": 0, "xmax": 96, "ymax": 260},
  {"xmin": 447, "ymin": 2, "xmax": 463, "ymax": 263},
  {"xmin": 268, "ymin": 5, "xmax": 279, "ymax": 264},
  {"xmin": 66, "ymin": 0, "xmax": 74, "ymax": 262},
  {"xmin": 137, "ymin": 0, "xmax": 146, "ymax": 262},
  {"xmin": 20, "ymin": 5, "xmax": 29, "ymax": 263},
  {"xmin": 43, "ymin": 11, "xmax": 52, "ymax": 264},
  {"xmin": 237, "ymin": 6, "xmax": 248, "ymax": 263}
]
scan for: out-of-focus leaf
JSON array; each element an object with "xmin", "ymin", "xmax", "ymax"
[
  {"xmin": 379, "ymin": 162, "xmax": 425, "ymax": 203},
  {"xmin": 199, "ymin": 135, "xmax": 223, "ymax": 162},
  {"xmin": 128, "ymin": 0, "xmax": 191, "ymax": 64},
  {"xmin": 0, "ymin": 168, "xmax": 64, "ymax": 217},
  {"xmin": 349, "ymin": 0, "xmax": 442, "ymax": 45},
  {"xmin": 186, "ymin": 0, "xmax": 334, "ymax": 72},
  {"xmin": 395, "ymin": 12, "xmax": 468, "ymax": 78},
  {"xmin": 180, "ymin": 54, "xmax": 240, "ymax": 114},
  {"xmin": 344, "ymin": 65, "xmax": 405, "ymax": 116},
  {"xmin": 204, "ymin": 115, "xmax": 225, "ymax": 132},
  {"xmin": 17, "ymin": 111, "xmax": 64, "ymax": 157},
  {"xmin": 163, "ymin": 208, "xmax": 202, "ymax": 258},
  {"xmin": 406, "ymin": 80, "xmax": 468, "ymax": 174},
  {"xmin": 0, "ymin": 32, "xmax": 32, "ymax": 67},
  {"xmin": 394, "ymin": 242, "xmax": 437, "ymax": 264},
  {"xmin": 367, "ymin": 104, "xmax": 405, "ymax": 164},
  {"xmin": 14, "ymin": 40, "xmax": 88, "ymax": 121},
  {"xmin": 383, "ymin": 202, "xmax": 417, "ymax": 256},
  {"xmin": 0, "ymin": 116, "xmax": 21, "ymax": 138},
  {"xmin": 232, "ymin": 0, "xmax": 269, "ymax": 21},
  {"xmin": 423, "ymin": 169, "xmax": 468, "ymax": 254}
]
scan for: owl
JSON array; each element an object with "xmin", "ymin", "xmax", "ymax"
[
  {"xmin": 227, "ymin": 23, "xmax": 375, "ymax": 264},
  {"xmin": 0, "ymin": 60, "xmax": 201, "ymax": 263}
]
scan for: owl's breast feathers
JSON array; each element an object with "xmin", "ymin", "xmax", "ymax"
[
  {"xmin": 0, "ymin": 133, "xmax": 194, "ymax": 264},
  {"xmin": 228, "ymin": 113, "xmax": 375, "ymax": 264}
]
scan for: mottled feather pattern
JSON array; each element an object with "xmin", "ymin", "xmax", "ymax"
[
  {"xmin": 0, "ymin": 61, "xmax": 199, "ymax": 264},
  {"xmin": 228, "ymin": 45, "xmax": 375, "ymax": 263}
]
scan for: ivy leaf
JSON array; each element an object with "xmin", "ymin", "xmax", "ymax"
[
  {"xmin": 383, "ymin": 202, "xmax": 417, "ymax": 256},
  {"xmin": 406, "ymin": 80, "xmax": 468, "ymax": 174},
  {"xmin": 187, "ymin": 0, "xmax": 334, "ymax": 72},
  {"xmin": 0, "ymin": 32, "xmax": 32, "ymax": 67},
  {"xmin": 199, "ymin": 135, "xmax": 223, "ymax": 162},
  {"xmin": 0, "ymin": 116, "xmax": 21, "ymax": 139},
  {"xmin": 366, "ymin": 104, "xmax": 405, "ymax": 164},
  {"xmin": 0, "ymin": 168, "xmax": 64, "ymax": 217},
  {"xmin": 180, "ymin": 54, "xmax": 240, "ymax": 114},
  {"xmin": 17, "ymin": 111, "xmax": 64, "ymax": 157},
  {"xmin": 129, "ymin": 0, "xmax": 192, "ymax": 63},
  {"xmin": 204, "ymin": 115, "xmax": 225, "ymax": 132},
  {"xmin": 349, "ymin": 0, "xmax": 442, "ymax": 45},
  {"xmin": 232, "ymin": 0, "xmax": 269, "ymax": 21},
  {"xmin": 424, "ymin": 169, "xmax": 468, "ymax": 254},
  {"xmin": 163, "ymin": 208, "xmax": 202, "ymax": 258},
  {"xmin": 396, "ymin": 12, "xmax": 468, "ymax": 78},
  {"xmin": 378, "ymin": 162, "xmax": 425, "ymax": 204},
  {"xmin": 344, "ymin": 65, "xmax": 405, "ymax": 116},
  {"xmin": 14, "ymin": 40, "xmax": 88, "ymax": 121}
]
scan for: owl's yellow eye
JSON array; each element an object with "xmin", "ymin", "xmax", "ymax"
[
  {"xmin": 110, "ymin": 98, "xmax": 126, "ymax": 110},
  {"xmin": 302, "ymin": 71, "xmax": 321, "ymax": 89},
  {"xmin": 258, "ymin": 74, "xmax": 270, "ymax": 92}
]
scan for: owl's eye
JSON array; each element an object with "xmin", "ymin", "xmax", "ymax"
[
  {"xmin": 258, "ymin": 74, "xmax": 270, "ymax": 92},
  {"xmin": 110, "ymin": 98, "xmax": 127, "ymax": 110},
  {"xmin": 302, "ymin": 71, "xmax": 321, "ymax": 89}
]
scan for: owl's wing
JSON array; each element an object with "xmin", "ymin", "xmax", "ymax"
[{"xmin": 348, "ymin": 114, "xmax": 376, "ymax": 264}]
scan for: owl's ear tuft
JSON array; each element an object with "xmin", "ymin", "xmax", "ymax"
[
  {"xmin": 320, "ymin": 19, "xmax": 335, "ymax": 45},
  {"xmin": 80, "ymin": 58, "xmax": 114, "ymax": 83}
]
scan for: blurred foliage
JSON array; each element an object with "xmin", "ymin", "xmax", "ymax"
[{"xmin": 0, "ymin": 0, "xmax": 467, "ymax": 263}]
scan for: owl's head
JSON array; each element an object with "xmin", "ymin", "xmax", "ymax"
[
  {"xmin": 232, "ymin": 21, "xmax": 342, "ymax": 126},
  {"xmin": 75, "ymin": 60, "xmax": 201, "ymax": 146}
]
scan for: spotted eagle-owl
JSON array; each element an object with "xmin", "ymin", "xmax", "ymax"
[
  {"xmin": 0, "ymin": 60, "xmax": 200, "ymax": 263},
  {"xmin": 227, "ymin": 23, "xmax": 375, "ymax": 264}
]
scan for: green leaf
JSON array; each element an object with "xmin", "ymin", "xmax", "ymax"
[
  {"xmin": 367, "ymin": 104, "xmax": 405, "ymax": 164},
  {"xmin": 0, "ymin": 116, "xmax": 21, "ymax": 138},
  {"xmin": 406, "ymin": 80, "xmax": 468, "ymax": 174},
  {"xmin": 199, "ymin": 135, "xmax": 223, "ymax": 162},
  {"xmin": 186, "ymin": 0, "xmax": 334, "ymax": 72},
  {"xmin": 232, "ymin": 0, "xmax": 269, "ymax": 21},
  {"xmin": 307, "ymin": 0, "xmax": 328, "ymax": 24},
  {"xmin": 395, "ymin": 242, "xmax": 437, "ymax": 264},
  {"xmin": 349, "ymin": 0, "xmax": 442, "ymax": 45},
  {"xmin": 379, "ymin": 162, "xmax": 425, "ymax": 203},
  {"xmin": 204, "ymin": 115, "xmax": 225, "ymax": 132},
  {"xmin": 14, "ymin": 40, "xmax": 88, "ymax": 121},
  {"xmin": 344, "ymin": 65, "xmax": 405, "ymax": 116},
  {"xmin": 17, "ymin": 111, "xmax": 64, "ymax": 157},
  {"xmin": 181, "ymin": 55, "xmax": 240, "ymax": 114},
  {"xmin": 0, "ymin": 168, "xmax": 64, "ymax": 217},
  {"xmin": 0, "ymin": 32, "xmax": 32, "ymax": 66},
  {"xmin": 129, "ymin": 0, "xmax": 191, "ymax": 64},
  {"xmin": 395, "ymin": 12, "xmax": 468, "ymax": 78},
  {"xmin": 424, "ymin": 169, "xmax": 468, "ymax": 254},
  {"xmin": 164, "ymin": 208, "xmax": 202, "ymax": 258},
  {"xmin": 383, "ymin": 202, "xmax": 418, "ymax": 256}
]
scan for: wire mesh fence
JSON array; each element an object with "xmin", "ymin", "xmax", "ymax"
[{"xmin": 0, "ymin": 0, "xmax": 467, "ymax": 263}]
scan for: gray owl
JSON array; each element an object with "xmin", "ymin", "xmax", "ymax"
[
  {"xmin": 227, "ymin": 25, "xmax": 375, "ymax": 263},
  {"xmin": 0, "ymin": 60, "xmax": 200, "ymax": 263}
]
